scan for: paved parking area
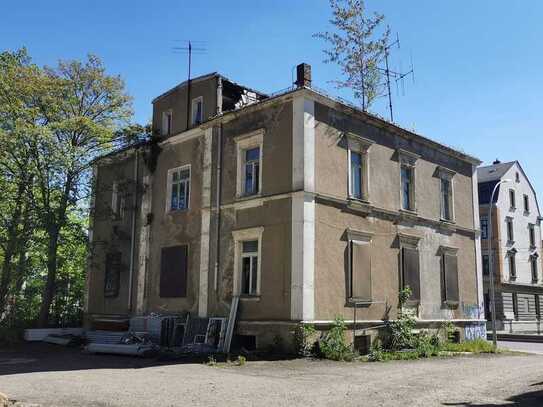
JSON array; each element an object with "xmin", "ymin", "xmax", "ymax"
[{"xmin": 1, "ymin": 343, "xmax": 543, "ymax": 406}]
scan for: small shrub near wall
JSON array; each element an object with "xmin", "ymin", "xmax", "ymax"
[{"xmin": 318, "ymin": 317, "xmax": 357, "ymax": 362}]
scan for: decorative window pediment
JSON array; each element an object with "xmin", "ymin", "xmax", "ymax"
[{"xmin": 397, "ymin": 148, "xmax": 419, "ymax": 167}]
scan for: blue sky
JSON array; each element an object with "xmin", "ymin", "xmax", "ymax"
[{"xmin": 3, "ymin": 1, "xmax": 543, "ymax": 197}]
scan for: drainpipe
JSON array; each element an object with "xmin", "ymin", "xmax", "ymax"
[
  {"xmin": 128, "ymin": 148, "xmax": 139, "ymax": 312},
  {"xmin": 214, "ymin": 123, "xmax": 223, "ymax": 293}
]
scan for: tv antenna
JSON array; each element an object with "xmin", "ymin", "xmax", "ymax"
[
  {"xmin": 377, "ymin": 31, "xmax": 414, "ymax": 123},
  {"xmin": 172, "ymin": 40, "xmax": 208, "ymax": 128}
]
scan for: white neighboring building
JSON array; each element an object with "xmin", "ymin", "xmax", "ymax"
[{"xmin": 478, "ymin": 160, "xmax": 543, "ymax": 332}]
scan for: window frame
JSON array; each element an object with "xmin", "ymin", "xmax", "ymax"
[
  {"xmin": 235, "ymin": 130, "xmax": 264, "ymax": 199},
  {"xmin": 111, "ymin": 181, "xmax": 125, "ymax": 220},
  {"xmin": 437, "ymin": 166, "xmax": 456, "ymax": 222},
  {"xmin": 397, "ymin": 149, "xmax": 419, "ymax": 213},
  {"xmin": 232, "ymin": 227, "xmax": 264, "ymax": 298},
  {"xmin": 346, "ymin": 229, "xmax": 373, "ymax": 303},
  {"xmin": 506, "ymin": 217, "xmax": 514, "ymax": 243},
  {"xmin": 509, "ymin": 188, "xmax": 516, "ymax": 210},
  {"xmin": 344, "ymin": 133, "xmax": 373, "ymax": 202},
  {"xmin": 529, "ymin": 223, "xmax": 536, "ymax": 249},
  {"xmin": 480, "ymin": 216, "xmax": 489, "ymax": 240},
  {"xmin": 531, "ymin": 255, "xmax": 539, "ymax": 283},
  {"xmin": 439, "ymin": 246, "xmax": 460, "ymax": 306},
  {"xmin": 162, "ymin": 109, "xmax": 173, "ymax": 136},
  {"xmin": 191, "ymin": 96, "xmax": 204, "ymax": 126},
  {"xmin": 166, "ymin": 164, "xmax": 191, "ymax": 212},
  {"xmin": 482, "ymin": 254, "xmax": 490, "ymax": 276},
  {"xmin": 524, "ymin": 194, "xmax": 530, "ymax": 214},
  {"xmin": 398, "ymin": 232, "xmax": 422, "ymax": 304},
  {"xmin": 508, "ymin": 250, "xmax": 517, "ymax": 281}
]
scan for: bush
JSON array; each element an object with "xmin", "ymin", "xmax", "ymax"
[
  {"xmin": 319, "ymin": 317, "xmax": 356, "ymax": 361},
  {"xmin": 385, "ymin": 287, "xmax": 416, "ymax": 351},
  {"xmin": 295, "ymin": 323, "xmax": 318, "ymax": 357},
  {"xmin": 414, "ymin": 332, "xmax": 440, "ymax": 358}
]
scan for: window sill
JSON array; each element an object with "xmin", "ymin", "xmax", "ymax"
[
  {"xmin": 167, "ymin": 208, "xmax": 189, "ymax": 214},
  {"xmin": 235, "ymin": 193, "xmax": 262, "ymax": 202},
  {"xmin": 347, "ymin": 199, "xmax": 372, "ymax": 215},
  {"xmin": 239, "ymin": 295, "xmax": 261, "ymax": 301},
  {"xmin": 439, "ymin": 218, "xmax": 455, "ymax": 225},
  {"xmin": 399, "ymin": 208, "xmax": 418, "ymax": 219},
  {"xmin": 443, "ymin": 300, "xmax": 459, "ymax": 308}
]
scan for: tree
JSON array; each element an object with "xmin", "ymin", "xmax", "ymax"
[
  {"xmin": 0, "ymin": 49, "xmax": 133, "ymax": 327},
  {"xmin": 314, "ymin": 0, "xmax": 390, "ymax": 110}
]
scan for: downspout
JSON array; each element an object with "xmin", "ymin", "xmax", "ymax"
[
  {"xmin": 128, "ymin": 148, "xmax": 139, "ymax": 312},
  {"xmin": 214, "ymin": 122, "xmax": 223, "ymax": 293}
]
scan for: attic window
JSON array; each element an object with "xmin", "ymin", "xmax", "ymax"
[
  {"xmin": 516, "ymin": 172, "xmax": 520, "ymax": 183},
  {"xmin": 162, "ymin": 110, "xmax": 172, "ymax": 136},
  {"xmin": 191, "ymin": 97, "xmax": 203, "ymax": 126}
]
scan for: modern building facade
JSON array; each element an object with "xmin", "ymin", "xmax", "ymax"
[
  {"xmin": 478, "ymin": 161, "xmax": 543, "ymax": 333},
  {"xmin": 85, "ymin": 65, "xmax": 485, "ymax": 350}
]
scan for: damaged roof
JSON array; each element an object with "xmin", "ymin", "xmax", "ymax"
[{"xmin": 151, "ymin": 72, "xmax": 268, "ymax": 104}]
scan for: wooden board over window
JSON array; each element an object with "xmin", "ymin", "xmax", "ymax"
[
  {"xmin": 402, "ymin": 247, "xmax": 420, "ymax": 301},
  {"xmin": 443, "ymin": 254, "xmax": 459, "ymax": 304},
  {"xmin": 104, "ymin": 252, "xmax": 121, "ymax": 298},
  {"xmin": 350, "ymin": 241, "xmax": 372, "ymax": 301},
  {"xmin": 160, "ymin": 245, "xmax": 188, "ymax": 298}
]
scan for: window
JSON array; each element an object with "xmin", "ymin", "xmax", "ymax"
[
  {"xmin": 524, "ymin": 194, "xmax": 530, "ymax": 213},
  {"xmin": 529, "ymin": 224, "xmax": 536, "ymax": 248},
  {"xmin": 531, "ymin": 255, "xmax": 539, "ymax": 283},
  {"xmin": 508, "ymin": 251, "xmax": 517, "ymax": 280},
  {"xmin": 399, "ymin": 234, "xmax": 421, "ymax": 302},
  {"xmin": 515, "ymin": 172, "xmax": 520, "ymax": 183},
  {"xmin": 346, "ymin": 229, "xmax": 373, "ymax": 302},
  {"xmin": 241, "ymin": 240, "xmax": 259, "ymax": 296},
  {"xmin": 401, "ymin": 166, "xmax": 415, "ymax": 211},
  {"xmin": 104, "ymin": 252, "xmax": 121, "ymax": 298},
  {"xmin": 160, "ymin": 245, "xmax": 188, "ymax": 297},
  {"xmin": 480, "ymin": 216, "xmax": 489, "ymax": 239},
  {"xmin": 345, "ymin": 133, "xmax": 373, "ymax": 201},
  {"xmin": 244, "ymin": 147, "xmax": 260, "ymax": 196},
  {"xmin": 397, "ymin": 149, "xmax": 418, "ymax": 212},
  {"xmin": 440, "ymin": 247, "xmax": 459, "ymax": 305},
  {"xmin": 350, "ymin": 151, "xmax": 363, "ymax": 200},
  {"xmin": 235, "ymin": 130, "xmax": 263, "ymax": 198},
  {"xmin": 509, "ymin": 189, "xmax": 516, "ymax": 209},
  {"xmin": 111, "ymin": 181, "xmax": 124, "ymax": 219},
  {"xmin": 483, "ymin": 255, "xmax": 490, "ymax": 276},
  {"xmin": 162, "ymin": 110, "xmax": 172, "ymax": 136},
  {"xmin": 191, "ymin": 96, "xmax": 203, "ymax": 126},
  {"xmin": 506, "ymin": 217, "xmax": 514, "ymax": 242},
  {"xmin": 167, "ymin": 166, "xmax": 191, "ymax": 211},
  {"xmin": 232, "ymin": 227, "xmax": 263, "ymax": 297}
]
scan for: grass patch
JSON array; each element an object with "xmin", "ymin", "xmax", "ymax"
[{"xmin": 441, "ymin": 339, "xmax": 497, "ymax": 354}]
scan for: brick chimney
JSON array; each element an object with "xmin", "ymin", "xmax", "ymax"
[{"xmin": 295, "ymin": 63, "xmax": 311, "ymax": 88}]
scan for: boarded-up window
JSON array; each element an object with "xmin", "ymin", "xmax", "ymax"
[
  {"xmin": 104, "ymin": 252, "xmax": 121, "ymax": 298},
  {"xmin": 442, "ymin": 253, "xmax": 459, "ymax": 304},
  {"xmin": 402, "ymin": 248, "xmax": 420, "ymax": 301},
  {"xmin": 350, "ymin": 241, "xmax": 372, "ymax": 301},
  {"xmin": 160, "ymin": 245, "xmax": 188, "ymax": 298}
]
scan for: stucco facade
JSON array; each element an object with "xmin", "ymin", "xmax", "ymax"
[
  {"xmin": 478, "ymin": 161, "xmax": 543, "ymax": 332},
  {"xmin": 86, "ymin": 71, "xmax": 484, "ymax": 350}
]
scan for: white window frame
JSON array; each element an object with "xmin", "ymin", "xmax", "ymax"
[
  {"xmin": 162, "ymin": 109, "xmax": 173, "ymax": 136},
  {"xmin": 165, "ymin": 165, "xmax": 191, "ymax": 212},
  {"xmin": 437, "ymin": 166, "xmax": 456, "ymax": 222},
  {"xmin": 508, "ymin": 250, "xmax": 517, "ymax": 281},
  {"xmin": 524, "ymin": 194, "xmax": 530, "ymax": 214},
  {"xmin": 506, "ymin": 216, "xmax": 514, "ymax": 243},
  {"xmin": 531, "ymin": 255, "xmax": 539, "ymax": 283},
  {"xmin": 344, "ymin": 133, "xmax": 373, "ymax": 202},
  {"xmin": 235, "ymin": 130, "xmax": 264, "ymax": 199},
  {"xmin": 480, "ymin": 216, "xmax": 489, "ymax": 239},
  {"xmin": 509, "ymin": 188, "xmax": 516, "ymax": 210},
  {"xmin": 232, "ymin": 227, "xmax": 264, "ymax": 298},
  {"xmin": 529, "ymin": 223, "xmax": 536, "ymax": 248},
  {"xmin": 191, "ymin": 96, "xmax": 204, "ymax": 126},
  {"xmin": 346, "ymin": 229, "xmax": 373, "ymax": 303}
]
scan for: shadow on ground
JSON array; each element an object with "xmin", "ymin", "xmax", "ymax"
[
  {"xmin": 443, "ymin": 385, "xmax": 543, "ymax": 407},
  {"xmin": 0, "ymin": 342, "xmax": 296, "ymax": 377}
]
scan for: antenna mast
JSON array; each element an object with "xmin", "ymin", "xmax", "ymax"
[{"xmin": 172, "ymin": 40, "xmax": 207, "ymax": 129}]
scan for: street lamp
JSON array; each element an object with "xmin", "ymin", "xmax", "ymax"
[{"xmin": 488, "ymin": 178, "xmax": 512, "ymax": 348}]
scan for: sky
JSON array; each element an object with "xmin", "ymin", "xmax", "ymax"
[{"xmin": 3, "ymin": 0, "xmax": 543, "ymax": 197}]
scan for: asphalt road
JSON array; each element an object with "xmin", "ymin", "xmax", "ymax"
[
  {"xmin": 1, "ymin": 343, "xmax": 543, "ymax": 406},
  {"xmin": 499, "ymin": 340, "xmax": 543, "ymax": 355}
]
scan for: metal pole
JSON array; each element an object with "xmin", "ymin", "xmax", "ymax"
[
  {"xmin": 385, "ymin": 50, "xmax": 393, "ymax": 122},
  {"xmin": 488, "ymin": 180, "xmax": 509, "ymax": 348}
]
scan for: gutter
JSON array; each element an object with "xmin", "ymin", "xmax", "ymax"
[{"xmin": 214, "ymin": 122, "xmax": 223, "ymax": 292}]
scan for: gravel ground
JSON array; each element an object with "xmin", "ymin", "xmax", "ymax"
[{"xmin": 1, "ymin": 343, "xmax": 543, "ymax": 406}]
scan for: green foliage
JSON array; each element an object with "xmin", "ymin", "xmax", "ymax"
[
  {"xmin": 385, "ymin": 286, "xmax": 416, "ymax": 351},
  {"xmin": 206, "ymin": 355, "xmax": 217, "ymax": 366},
  {"xmin": 442, "ymin": 339, "xmax": 497, "ymax": 354},
  {"xmin": 295, "ymin": 323, "xmax": 317, "ymax": 357},
  {"xmin": 235, "ymin": 355, "xmax": 247, "ymax": 366},
  {"xmin": 314, "ymin": 0, "xmax": 390, "ymax": 109},
  {"xmin": 414, "ymin": 332, "xmax": 441, "ymax": 358},
  {"xmin": 319, "ymin": 317, "xmax": 356, "ymax": 361},
  {"xmin": 0, "ymin": 48, "xmax": 136, "ymax": 327}
]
